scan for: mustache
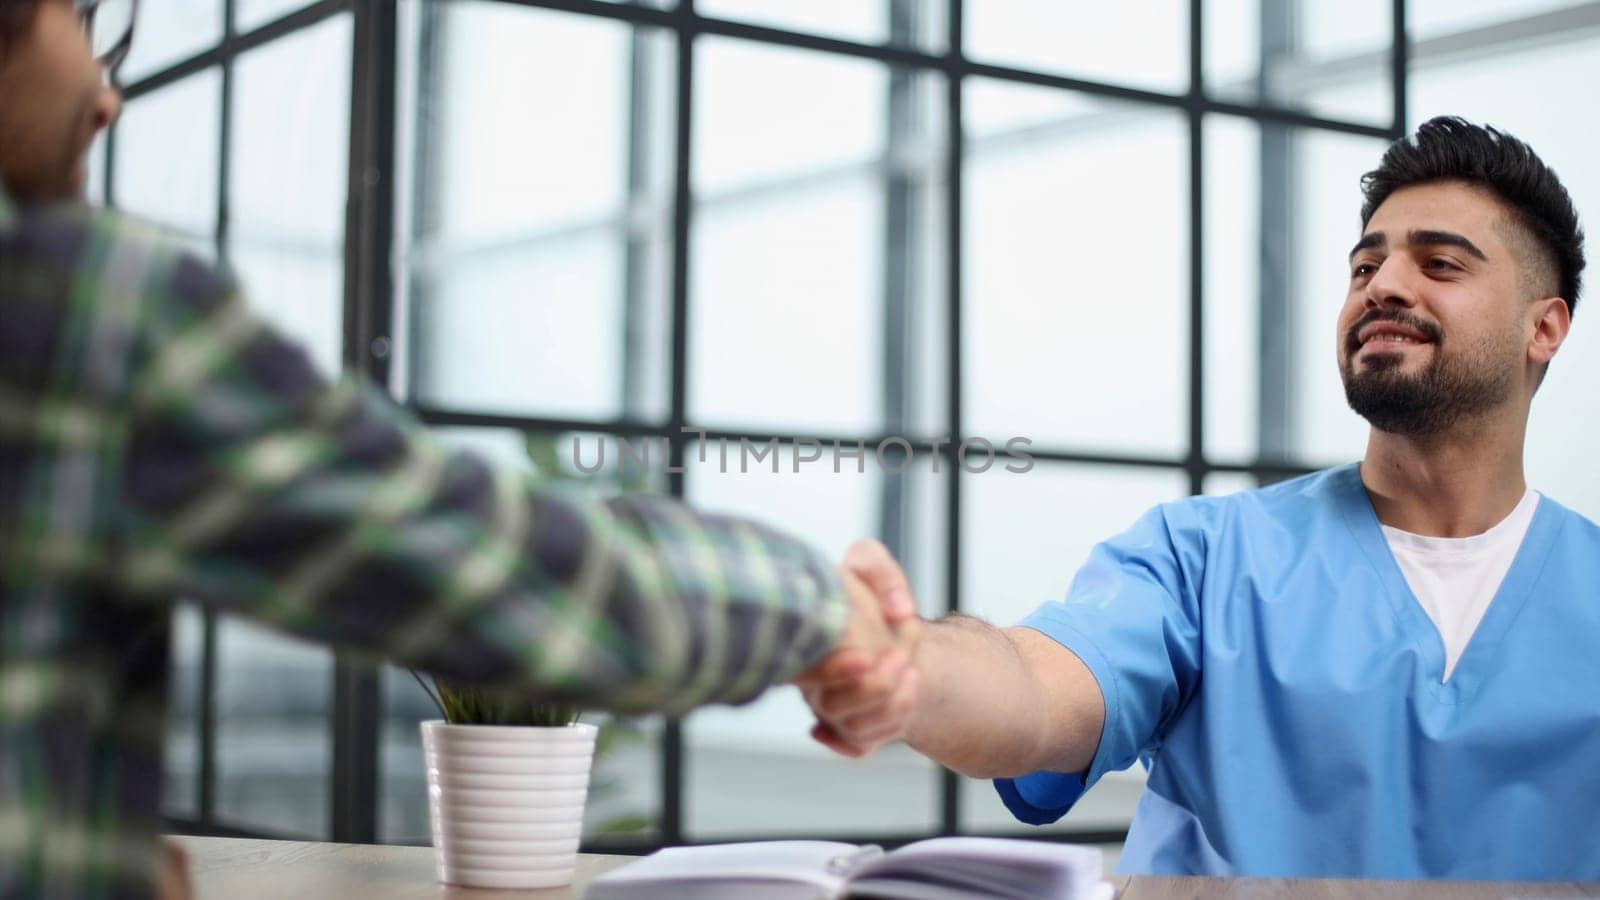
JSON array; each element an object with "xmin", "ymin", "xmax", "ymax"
[{"xmin": 1344, "ymin": 309, "xmax": 1442, "ymax": 354}]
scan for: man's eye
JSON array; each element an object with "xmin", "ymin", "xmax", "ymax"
[
  {"xmin": 1351, "ymin": 263, "xmax": 1377, "ymax": 278},
  {"xmin": 1425, "ymin": 257, "xmax": 1460, "ymax": 271}
]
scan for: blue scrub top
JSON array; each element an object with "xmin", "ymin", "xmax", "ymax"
[{"xmin": 994, "ymin": 464, "xmax": 1600, "ymax": 879}]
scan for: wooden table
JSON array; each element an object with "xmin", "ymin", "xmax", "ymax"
[
  {"xmin": 178, "ymin": 836, "xmax": 630, "ymax": 899},
  {"xmin": 175, "ymin": 836, "xmax": 1600, "ymax": 899}
]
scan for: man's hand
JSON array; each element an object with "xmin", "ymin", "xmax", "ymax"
[
  {"xmin": 795, "ymin": 539, "xmax": 924, "ymax": 758},
  {"xmin": 799, "ymin": 543, "xmax": 1106, "ymax": 777}
]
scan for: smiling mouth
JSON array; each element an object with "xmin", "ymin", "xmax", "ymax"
[
  {"xmin": 1348, "ymin": 316, "xmax": 1439, "ymax": 357},
  {"xmin": 1361, "ymin": 333, "xmax": 1429, "ymax": 348}
]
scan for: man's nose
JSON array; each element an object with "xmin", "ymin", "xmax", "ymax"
[
  {"xmin": 1365, "ymin": 257, "xmax": 1417, "ymax": 309},
  {"xmin": 92, "ymin": 84, "xmax": 122, "ymax": 133}
]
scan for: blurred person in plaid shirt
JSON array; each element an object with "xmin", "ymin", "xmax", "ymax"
[{"xmin": 0, "ymin": 2, "xmax": 921, "ymax": 896}]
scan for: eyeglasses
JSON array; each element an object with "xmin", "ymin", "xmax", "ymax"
[{"xmin": 74, "ymin": 0, "xmax": 139, "ymax": 84}]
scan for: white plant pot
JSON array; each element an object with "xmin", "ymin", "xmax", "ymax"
[{"xmin": 422, "ymin": 720, "xmax": 598, "ymax": 889}]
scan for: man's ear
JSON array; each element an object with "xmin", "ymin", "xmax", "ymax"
[{"xmin": 1528, "ymin": 295, "xmax": 1572, "ymax": 368}]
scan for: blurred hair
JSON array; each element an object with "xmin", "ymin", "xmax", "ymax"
[
  {"xmin": 0, "ymin": 0, "xmax": 39, "ymax": 35},
  {"xmin": 1360, "ymin": 115, "xmax": 1586, "ymax": 317},
  {"xmin": 0, "ymin": 0, "xmax": 40, "ymax": 54}
]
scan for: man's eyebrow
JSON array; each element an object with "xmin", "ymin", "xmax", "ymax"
[
  {"xmin": 1349, "ymin": 232, "xmax": 1385, "ymax": 261},
  {"xmin": 1408, "ymin": 229, "xmax": 1488, "ymax": 261},
  {"xmin": 1347, "ymin": 229, "xmax": 1489, "ymax": 262}
]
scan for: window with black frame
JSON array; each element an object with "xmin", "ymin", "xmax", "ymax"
[{"xmin": 99, "ymin": 0, "xmax": 1600, "ymax": 854}]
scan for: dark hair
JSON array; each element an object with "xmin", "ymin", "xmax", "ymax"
[
  {"xmin": 1360, "ymin": 115, "xmax": 1586, "ymax": 318},
  {"xmin": 0, "ymin": 0, "xmax": 39, "ymax": 46}
]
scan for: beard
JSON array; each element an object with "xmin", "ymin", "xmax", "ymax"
[{"xmin": 1340, "ymin": 311, "xmax": 1517, "ymax": 437}]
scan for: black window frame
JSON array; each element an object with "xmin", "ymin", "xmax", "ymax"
[{"xmin": 108, "ymin": 0, "xmax": 1409, "ymax": 851}]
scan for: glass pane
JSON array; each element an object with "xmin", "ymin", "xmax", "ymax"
[
  {"xmin": 691, "ymin": 39, "xmax": 946, "ymax": 436},
  {"xmin": 214, "ymin": 621, "xmax": 332, "ymax": 837},
  {"xmin": 696, "ymin": 0, "xmax": 945, "ymax": 53},
  {"xmin": 378, "ymin": 426, "xmax": 667, "ymax": 843},
  {"xmin": 906, "ymin": 450, "xmax": 951, "ymax": 618},
  {"xmin": 965, "ymin": 81, "xmax": 1187, "ymax": 458},
  {"xmin": 965, "ymin": 0, "xmax": 1188, "ymax": 94},
  {"xmin": 683, "ymin": 444, "xmax": 944, "ymax": 838},
  {"xmin": 1203, "ymin": 115, "xmax": 1260, "ymax": 463},
  {"xmin": 1204, "ymin": 116, "xmax": 1385, "ymax": 467},
  {"xmin": 380, "ymin": 665, "xmax": 435, "ymax": 844},
  {"xmin": 1299, "ymin": 77, "xmax": 1390, "ymax": 128},
  {"xmin": 122, "ymin": 0, "xmax": 221, "ymax": 85},
  {"xmin": 229, "ymin": 14, "xmax": 351, "ymax": 379},
  {"xmin": 1204, "ymin": 0, "xmax": 1258, "ymax": 96},
  {"xmin": 1409, "ymin": 0, "xmax": 1592, "ymax": 43},
  {"xmin": 693, "ymin": 40, "xmax": 882, "ymax": 195},
  {"xmin": 426, "ymin": 234, "xmax": 634, "ymax": 412},
  {"xmin": 960, "ymin": 463, "xmax": 1190, "ymax": 635},
  {"xmin": 84, "ymin": 133, "xmax": 107, "ymax": 207},
  {"xmin": 402, "ymin": 5, "xmax": 671, "ymax": 422},
  {"xmin": 1290, "ymin": 129, "xmax": 1391, "ymax": 467},
  {"xmin": 236, "ymin": 0, "xmax": 315, "ymax": 33},
  {"xmin": 113, "ymin": 69, "xmax": 220, "ymax": 255},
  {"xmin": 583, "ymin": 713, "xmax": 662, "ymax": 844},
  {"xmin": 162, "ymin": 604, "xmax": 203, "ymax": 820},
  {"xmin": 911, "ymin": 161, "xmax": 951, "ymax": 440},
  {"xmin": 1205, "ymin": 0, "xmax": 1392, "ymax": 126},
  {"xmin": 958, "ymin": 462, "xmax": 1187, "ymax": 833},
  {"xmin": 1202, "ymin": 471, "xmax": 1259, "ymax": 496},
  {"xmin": 1410, "ymin": 36, "xmax": 1600, "ymax": 520}
]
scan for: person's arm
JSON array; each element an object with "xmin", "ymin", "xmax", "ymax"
[
  {"xmin": 904, "ymin": 618, "xmax": 1104, "ymax": 778},
  {"xmin": 115, "ymin": 251, "xmax": 862, "ymax": 714},
  {"xmin": 805, "ymin": 506, "xmax": 1204, "ymax": 791},
  {"xmin": 800, "ymin": 612, "xmax": 1103, "ymax": 778}
]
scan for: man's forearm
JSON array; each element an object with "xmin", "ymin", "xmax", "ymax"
[{"xmin": 903, "ymin": 616, "xmax": 1103, "ymax": 779}]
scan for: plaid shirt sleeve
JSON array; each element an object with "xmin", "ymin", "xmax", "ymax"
[
  {"xmin": 118, "ymin": 248, "xmax": 849, "ymax": 715},
  {"xmin": 1, "ymin": 193, "xmax": 849, "ymax": 899},
  {"xmin": 23, "ymin": 189, "xmax": 860, "ymax": 899}
]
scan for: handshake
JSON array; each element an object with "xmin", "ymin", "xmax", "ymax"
[{"xmin": 794, "ymin": 539, "xmax": 926, "ymax": 758}]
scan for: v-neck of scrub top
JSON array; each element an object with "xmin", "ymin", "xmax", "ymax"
[{"xmin": 1334, "ymin": 464, "xmax": 1563, "ymax": 703}]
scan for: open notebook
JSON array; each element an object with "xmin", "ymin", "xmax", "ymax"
[{"xmin": 584, "ymin": 836, "xmax": 1115, "ymax": 900}]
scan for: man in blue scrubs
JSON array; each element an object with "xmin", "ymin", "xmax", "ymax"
[{"xmin": 801, "ymin": 117, "xmax": 1596, "ymax": 878}]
